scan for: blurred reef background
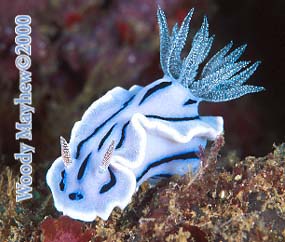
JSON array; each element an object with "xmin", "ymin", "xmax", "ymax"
[{"xmin": 0, "ymin": 0, "xmax": 284, "ymax": 241}]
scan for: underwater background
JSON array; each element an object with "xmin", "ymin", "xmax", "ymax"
[{"xmin": 0, "ymin": 0, "xmax": 284, "ymax": 241}]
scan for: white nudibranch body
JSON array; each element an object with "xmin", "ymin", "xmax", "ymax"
[{"xmin": 46, "ymin": 7, "xmax": 264, "ymax": 221}]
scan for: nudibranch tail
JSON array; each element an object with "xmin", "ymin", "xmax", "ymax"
[
  {"xmin": 60, "ymin": 136, "xmax": 72, "ymax": 167},
  {"xmin": 157, "ymin": 7, "xmax": 265, "ymax": 102}
]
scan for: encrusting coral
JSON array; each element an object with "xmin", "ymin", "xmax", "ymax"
[
  {"xmin": 1, "ymin": 141, "xmax": 285, "ymax": 241},
  {"xmin": 39, "ymin": 140, "xmax": 285, "ymax": 242}
]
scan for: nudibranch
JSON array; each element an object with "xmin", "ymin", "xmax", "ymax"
[{"xmin": 46, "ymin": 7, "xmax": 264, "ymax": 221}]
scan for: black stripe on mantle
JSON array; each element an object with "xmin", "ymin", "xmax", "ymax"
[
  {"xmin": 59, "ymin": 170, "xmax": 65, "ymax": 191},
  {"xmin": 98, "ymin": 123, "xmax": 117, "ymax": 151},
  {"xmin": 116, "ymin": 121, "xmax": 130, "ymax": 149},
  {"xmin": 77, "ymin": 153, "xmax": 91, "ymax": 180},
  {"xmin": 136, "ymin": 151, "xmax": 197, "ymax": 182},
  {"xmin": 145, "ymin": 114, "xmax": 199, "ymax": 122},
  {"xmin": 183, "ymin": 98, "xmax": 197, "ymax": 105},
  {"xmin": 139, "ymin": 81, "xmax": 172, "ymax": 105},
  {"xmin": 99, "ymin": 167, "xmax": 116, "ymax": 194}
]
